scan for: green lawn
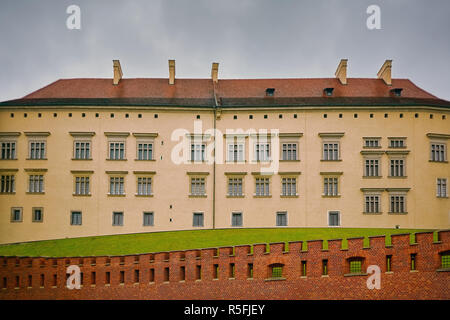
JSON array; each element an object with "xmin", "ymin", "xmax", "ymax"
[{"xmin": 0, "ymin": 228, "xmax": 435, "ymax": 257}]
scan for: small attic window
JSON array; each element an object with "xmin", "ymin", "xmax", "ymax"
[
  {"xmin": 391, "ymin": 88, "xmax": 403, "ymax": 97},
  {"xmin": 324, "ymin": 88, "xmax": 334, "ymax": 96},
  {"xmin": 265, "ymin": 88, "xmax": 275, "ymax": 96}
]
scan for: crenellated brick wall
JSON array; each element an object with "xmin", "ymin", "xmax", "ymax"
[{"xmin": 1, "ymin": 230, "xmax": 449, "ymax": 300}]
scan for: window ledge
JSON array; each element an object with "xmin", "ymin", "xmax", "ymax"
[
  {"xmin": 280, "ymin": 195, "xmax": 299, "ymax": 198},
  {"xmin": 71, "ymin": 158, "xmax": 93, "ymax": 161},
  {"xmin": 0, "ymin": 192, "xmax": 15, "ymax": 195},
  {"xmin": 279, "ymin": 159, "xmax": 300, "ymax": 162},
  {"xmin": 73, "ymin": 194, "xmax": 91, "ymax": 197},
  {"xmin": 253, "ymin": 194, "xmax": 272, "ymax": 198},
  {"xmin": 0, "ymin": 159, "xmax": 18, "ymax": 161},
  {"xmin": 429, "ymin": 160, "xmax": 448, "ymax": 163},
  {"xmin": 134, "ymin": 159, "xmax": 155, "ymax": 161},
  {"xmin": 26, "ymin": 158, "xmax": 48, "ymax": 160},
  {"xmin": 135, "ymin": 194, "xmax": 154, "ymax": 197},
  {"xmin": 388, "ymin": 212, "xmax": 408, "ymax": 215},
  {"xmin": 362, "ymin": 176, "xmax": 382, "ymax": 179},
  {"xmin": 388, "ymin": 176, "xmax": 408, "ymax": 179},
  {"xmin": 320, "ymin": 159, "xmax": 342, "ymax": 162},
  {"xmin": 344, "ymin": 273, "xmax": 368, "ymax": 277},
  {"xmin": 108, "ymin": 194, "xmax": 126, "ymax": 197},
  {"xmin": 437, "ymin": 196, "xmax": 449, "ymax": 199},
  {"xmin": 189, "ymin": 194, "xmax": 207, "ymax": 198},
  {"xmin": 26, "ymin": 192, "xmax": 45, "ymax": 195},
  {"xmin": 322, "ymin": 195, "xmax": 341, "ymax": 198},
  {"xmin": 362, "ymin": 212, "xmax": 383, "ymax": 215},
  {"xmin": 264, "ymin": 277, "xmax": 286, "ymax": 282},
  {"xmin": 226, "ymin": 195, "xmax": 245, "ymax": 198},
  {"xmin": 106, "ymin": 159, "xmax": 127, "ymax": 161},
  {"xmin": 225, "ymin": 160, "xmax": 246, "ymax": 164}
]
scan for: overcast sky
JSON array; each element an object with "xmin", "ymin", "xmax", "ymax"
[{"xmin": 0, "ymin": 0, "xmax": 449, "ymax": 101}]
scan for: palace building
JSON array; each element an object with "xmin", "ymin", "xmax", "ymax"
[{"xmin": 0, "ymin": 59, "xmax": 449, "ymax": 244}]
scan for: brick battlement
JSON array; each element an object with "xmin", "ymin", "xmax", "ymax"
[{"xmin": 1, "ymin": 230, "xmax": 449, "ymax": 300}]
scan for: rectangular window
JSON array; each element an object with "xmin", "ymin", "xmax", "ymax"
[
  {"xmin": 0, "ymin": 175, "xmax": 15, "ymax": 193},
  {"xmin": 28, "ymin": 175, "xmax": 44, "ymax": 193},
  {"xmin": 71, "ymin": 211, "xmax": 82, "ymax": 225},
  {"xmin": 228, "ymin": 178, "xmax": 243, "ymax": 196},
  {"xmin": 74, "ymin": 176, "xmax": 90, "ymax": 195},
  {"xmin": 389, "ymin": 139, "xmax": 405, "ymax": 148},
  {"xmin": 410, "ymin": 254, "xmax": 417, "ymax": 271},
  {"xmin": 322, "ymin": 259, "xmax": 328, "ymax": 276},
  {"xmin": 190, "ymin": 177, "xmax": 205, "ymax": 196},
  {"xmin": 193, "ymin": 212, "xmax": 204, "ymax": 227},
  {"xmin": 437, "ymin": 178, "xmax": 448, "ymax": 197},
  {"xmin": 109, "ymin": 177, "xmax": 124, "ymax": 195},
  {"xmin": 364, "ymin": 138, "xmax": 380, "ymax": 148},
  {"xmin": 276, "ymin": 212, "xmax": 287, "ymax": 226},
  {"xmin": 323, "ymin": 177, "xmax": 339, "ymax": 196},
  {"xmin": 1, "ymin": 142, "xmax": 16, "ymax": 159},
  {"xmin": 365, "ymin": 195, "xmax": 381, "ymax": 213},
  {"xmin": 431, "ymin": 143, "xmax": 446, "ymax": 162},
  {"xmin": 390, "ymin": 159, "xmax": 405, "ymax": 177},
  {"xmin": 247, "ymin": 264, "xmax": 253, "ymax": 279},
  {"xmin": 227, "ymin": 144, "xmax": 244, "ymax": 162},
  {"xmin": 328, "ymin": 211, "xmax": 340, "ymax": 226},
  {"xmin": 364, "ymin": 159, "xmax": 380, "ymax": 177},
  {"xmin": 281, "ymin": 143, "xmax": 297, "ymax": 160},
  {"xmin": 137, "ymin": 177, "xmax": 152, "ymax": 195},
  {"xmin": 349, "ymin": 260, "xmax": 362, "ymax": 274},
  {"xmin": 390, "ymin": 195, "xmax": 406, "ymax": 213},
  {"xmin": 281, "ymin": 177, "xmax": 296, "ymax": 196},
  {"xmin": 143, "ymin": 212, "xmax": 154, "ymax": 226},
  {"xmin": 255, "ymin": 177, "xmax": 270, "ymax": 196},
  {"xmin": 109, "ymin": 142, "xmax": 125, "ymax": 160},
  {"xmin": 254, "ymin": 143, "xmax": 270, "ymax": 161},
  {"xmin": 32, "ymin": 208, "xmax": 43, "ymax": 222},
  {"xmin": 271, "ymin": 265, "xmax": 283, "ymax": 278},
  {"xmin": 74, "ymin": 141, "xmax": 91, "ymax": 159},
  {"xmin": 29, "ymin": 141, "xmax": 46, "ymax": 159},
  {"xmin": 231, "ymin": 212, "xmax": 243, "ymax": 227},
  {"xmin": 301, "ymin": 261, "xmax": 307, "ymax": 277},
  {"xmin": 11, "ymin": 207, "xmax": 22, "ymax": 222},
  {"xmin": 323, "ymin": 142, "xmax": 339, "ymax": 160},
  {"xmin": 441, "ymin": 253, "xmax": 450, "ymax": 269},
  {"xmin": 112, "ymin": 212, "xmax": 124, "ymax": 226},
  {"xmin": 386, "ymin": 255, "xmax": 392, "ymax": 272},
  {"xmin": 190, "ymin": 144, "xmax": 205, "ymax": 162},
  {"xmin": 137, "ymin": 143, "xmax": 153, "ymax": 160}
]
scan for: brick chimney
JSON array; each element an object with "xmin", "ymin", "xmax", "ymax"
[
  {"xmin": 211, "ymin": 62, "xmax": 219, "ymax": 83},
  {"xmin": 335, "ymin": 59, "xmax": 348, "ymax": 85},
  {"xmin": 113, "ymin": 60, "xmax": 123, "ymax": 85},
  {"xmin": 377, "ymin": 60, "xmax": 392, "ymax": 85},
  {"xmin": 169, "ymin": 59, "xmax": 175, "ymax": 85}
]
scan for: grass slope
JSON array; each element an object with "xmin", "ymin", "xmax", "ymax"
[{"xmin": 0, "ymin": 227, "xmax": 433, "ymax": 257}]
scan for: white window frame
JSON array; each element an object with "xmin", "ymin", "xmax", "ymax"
[
  {"xmin": 281, "ymin": 176, "xmax": 297, "ymax": 196},
  {"xmin": 254, "ymin": 176, "xmax": 270, "ymax": 196},
  {"xmin": 276, "ymin": 211, "xmax": 288, "ymax": 226},
  {"xmin": 437, "ymin": 178, "xmax": 448, "ymax": 198},
  {"xmin": 0, "ymin": 133, "xmax": 19, "ymax": 160},
  {"xmin": 231, "ymin": 212, "xmax": 243, "ymax": 227},
  {"xmin": 109, "ymin": 175, "xmax": 125, "ymax": 195},
  {"xmin": 328, "ymin": 211, "xmax": 341, "ymax": 227}
]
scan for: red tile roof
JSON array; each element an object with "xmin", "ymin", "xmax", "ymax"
[
  {"xmin": 1, "ymin": 77, "xmax": 449, "ymax": 108},
  {"xmin": 22, "ymin": 78, "xmax": 436, "ymax": 99}
]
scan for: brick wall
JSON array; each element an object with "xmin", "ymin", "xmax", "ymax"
[{"xmin": 1, "ymin": 230, "xmax": 449, "ymax": 300}]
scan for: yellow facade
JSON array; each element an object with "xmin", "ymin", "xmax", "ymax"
[{"xmin": 0, "ymin": 106, "xmax": 449, "ymax": 244}]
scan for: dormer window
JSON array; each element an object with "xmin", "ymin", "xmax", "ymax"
[
  {"xmin": 324, "ymin": 88, "xmax": 334, "ymax": 96},
  {"xmin": 265, "ymin": 88, "xmax": 275, "ymax": 96},
  {"xmin": 391, "ymin": 88, "xmax": 403, "ymax": 97}
]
